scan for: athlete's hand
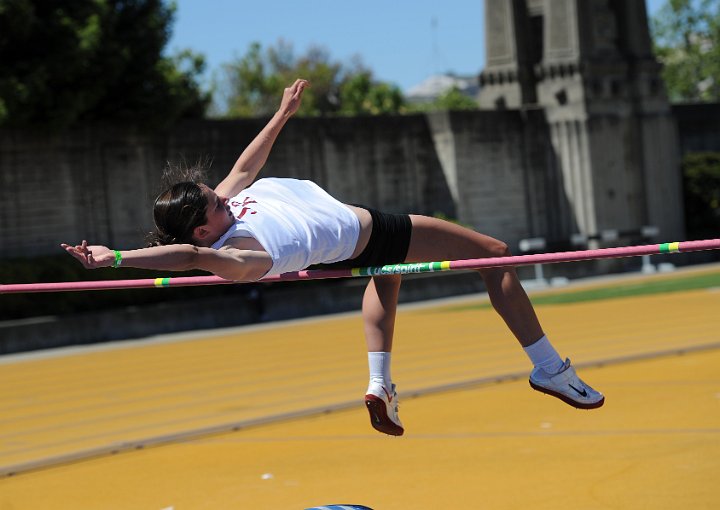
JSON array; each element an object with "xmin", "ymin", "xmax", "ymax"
[
  {"xmin": 278, "ymin": 79, "xmax": 309, "ymax": 118},
  {"xmin": 61, "ymin": 241, "xmax": 114, "ymax": 269}
]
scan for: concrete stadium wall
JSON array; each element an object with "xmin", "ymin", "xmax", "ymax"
[
  {"xmin": 0, "ymin": 112, "xmax": 551, "ymax": 259},
  {"xmin": 0, "ymin": 115, "xmax": 457, "ymax": 258},
  {"xmin": 2, "ymin": 106, "xmax": 719, "ymax": 354},
  {"xmin": 2, "ymin": 104, "xmax": 717, "ymax": 260}
]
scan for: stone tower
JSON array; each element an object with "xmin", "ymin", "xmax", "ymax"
[{"xmin": 479, "ymin": 0, "xmax": 684, "ymax": 241}]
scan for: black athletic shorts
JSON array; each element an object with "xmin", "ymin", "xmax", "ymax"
[{"xmin": 318, "ymin": 207, "xmax": 413, "ymax": 269}]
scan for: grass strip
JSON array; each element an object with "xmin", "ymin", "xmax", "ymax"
[{"xmin": 441, "ymin": 270, "xmax": 720, "ymax": 311}]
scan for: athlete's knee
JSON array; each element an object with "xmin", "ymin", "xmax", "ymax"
[
  {"xmin": 476, "ymin": 239, "xmax": 515, "ymax": 281},
  {"xmin": 485, "ymin": 239, "xmax": 511, "ymax": 258}
]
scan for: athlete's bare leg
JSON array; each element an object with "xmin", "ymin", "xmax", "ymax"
[
  {"xmin": 404, "ymin": 215, "xmax": 544, "ymax": 347},
  {"xmin": 359, "ymin": 215, "xmax": 602, "ymax": 434},
  {"xmin": 360, "ymin": 215, "xmax": 544, "ymax": 350},
  {"xmin": 362, "ymin": 275, "xmax": 402, "ymax": 352}
]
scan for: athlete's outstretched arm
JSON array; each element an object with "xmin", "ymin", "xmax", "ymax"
[
  {"xmin": 214, "ymin": 78, "xmax": 309, "ymax": 198},
  {"xmin": 61, "ymin": 241, "xmax": 273, "ymax": 282}
]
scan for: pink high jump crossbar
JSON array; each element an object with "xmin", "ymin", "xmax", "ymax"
[{"xmin": 1, "ymin": 239, "xmax": 719, "ymax": 294}]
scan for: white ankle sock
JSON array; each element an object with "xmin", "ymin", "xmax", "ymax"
[
  {"xmin": 523, "ymin": 335, "xmax": 565, "ymax": 374},
  {"xmin": 368, "ymin": 351, "xmax": 392, "ymax": 387}
]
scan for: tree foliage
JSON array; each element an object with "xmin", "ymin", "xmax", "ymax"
[
  {"xmin": 406, "ymin": 86, "xmax": 479, "ymax": 113},
  {"xmin": 0, "ymin": 0, "xmax": 210, "ymax": 129},
  {"xmin": 338, "ymin": 72, "xmax": 404, "ymax": 115},
  {"xmin": 219, "ymin": 41, "xmax": 405, "ymax": 117},
  {"xmin": 651, "ymin": 0, "xmax": 720, "ymax": 102}
]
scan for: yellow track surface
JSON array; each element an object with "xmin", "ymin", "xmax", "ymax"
[{"xmin": 1, "ymin": 267, "xmax": 719, "ymax": 509}]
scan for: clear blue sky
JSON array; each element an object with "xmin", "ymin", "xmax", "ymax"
[{"xmin": 168, "ymin": 0, "xmax": 667, "ymax": 94}]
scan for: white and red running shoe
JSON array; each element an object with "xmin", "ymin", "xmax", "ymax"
[
  {"xmin": 365, "ymin": 382, "xmax": 404, "ymax": 436},
  {"xmin": 529, "ymin": 358, "xmax": 605, "ymax": 409}
]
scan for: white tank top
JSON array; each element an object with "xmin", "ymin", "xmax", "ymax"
[{"xmin": 211, "ymin": 178, "xmax": 360, "ymax": 276}]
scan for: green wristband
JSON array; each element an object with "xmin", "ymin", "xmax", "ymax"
[{"xmin": 112, "ymin": 250, "xmax": 123, "ymax": 268}]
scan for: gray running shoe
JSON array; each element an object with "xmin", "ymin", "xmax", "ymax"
[{"xmin": 529, "ymin": 358, "xmax": 605, "ymax": 409}]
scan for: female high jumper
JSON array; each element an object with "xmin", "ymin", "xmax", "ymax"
[{"xmin": 63, "ymin": 79, "xmax": 603, "ymax": 436}]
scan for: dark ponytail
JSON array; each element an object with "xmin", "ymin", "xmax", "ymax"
[{"xmin": 147, "ymin": 161, "xmax": 211, "ymax": 246}]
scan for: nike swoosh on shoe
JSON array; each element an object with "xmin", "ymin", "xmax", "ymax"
[
  {"xmin": 382, "ymin": 386, "xmax": 393, "ymax": 403},
  {"xmin": 568, "ymin": 384, "xmax": 588, "ymax": 397}
]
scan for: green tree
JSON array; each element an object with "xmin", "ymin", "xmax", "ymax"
[
  {"xmin": 338, "ymin": 72, "xmax": 404, "ymax": 115},
  {"xmin": 219, "ymin": 41, "xmax": 404, "ymax": 117},
  {"xmin": 0, "ymin": 0, "xmax": 210, "ymax": 129},
  {"xmin": 406, "ymin": 86, "xmax": 479, "ymax": 113},
  {"xmin": 434, "ymin": 87, "xmax": 479, "ymax": 110},
  {"xmin": 651, "ymin": 0, "xmax": 720, "ymax": 101}
]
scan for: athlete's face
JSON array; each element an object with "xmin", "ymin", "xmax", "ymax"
[{"xmin": 195, "ymin": 184, "xmax": 234, "ymax": 244}]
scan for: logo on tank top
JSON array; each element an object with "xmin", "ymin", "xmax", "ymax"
[{"xmin": 232, "ymin": 197, "xmax": 258, "ymax": 219}]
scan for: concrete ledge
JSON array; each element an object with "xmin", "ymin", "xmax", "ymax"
[
  {"xmin": 0, "ymin": 272, "xmax": 487, "ymax": 355},
  {"xmin": 6, "ymin": 253, "xmax": 715, "ymax": 355}
]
